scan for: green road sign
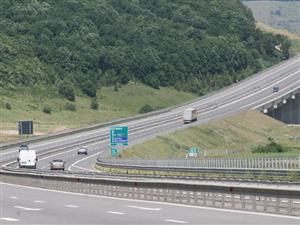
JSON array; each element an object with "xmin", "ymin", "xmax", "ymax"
[
  {"xmin": 189, "ymin": 147, "xmax": 199, "ymax": 153},
  {"xmin": 110, "ymin": 126, "xmax": 128, "ymax": 146},
  {"xmin": 111, "ymin": 148, "xmax": 118, "ymax": 157},
  {"xmin": 188, "ymin": 147, "xmax": 200, "ymax": 157}
]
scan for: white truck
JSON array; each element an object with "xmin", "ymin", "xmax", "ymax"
[
  {"xmin": 183, "ymin": 108, "xmax": 197, "ymax": 124},
  {"xmin": 18, "ymin": 150, "xmax": 37, "ymax": 169}
]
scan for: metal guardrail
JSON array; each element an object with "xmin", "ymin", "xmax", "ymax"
[
  {"xmin": 97, "ymin": 157, "xmax": 300, "ymax": 170},
  {"xmin": 1, "ymin": 170, "xmax": 299, "ymax": 216}
]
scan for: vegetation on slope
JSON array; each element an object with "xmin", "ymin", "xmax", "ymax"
[
  {"xmin": 255, "ymin": 22, "xmax": 300, "ymax": 56},
  {"xmin": 120, "ymin": 110, "xmax": 300, "ymax": 159},
  {"xmin": 0, "ymin": 0, "xmax": 291, "ymax": 98},
  {"xmin": 0, "ymin": 83, "xmax": 196, "ymax": 142},
  {"xmin": 243, "ymin": 0, "xmax": 300, "ymax": 35}
]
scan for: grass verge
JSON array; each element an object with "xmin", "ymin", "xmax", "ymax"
[
  {"xmin": 0, "ymin": 83, "xmax": 196, "ymax": 142},
  {"xmin": 119, "ymin": 110, "xmax": 300, "ymax": 158},
  {"xmin": 94, "ymin": 164, "xmax": 299, "ymax": 182}
]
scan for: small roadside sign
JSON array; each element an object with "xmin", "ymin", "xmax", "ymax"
[
  {"xmin": 111, "ymin": 148, "xmax": 118, "ymax": 157},
  {"xmin": 188, "ymin": 147, "xmax": 200, "ymax": 157}
]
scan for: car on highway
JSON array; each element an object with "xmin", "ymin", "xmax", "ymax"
[
  {"xmin": 273, "ymin": 86, "xmax": 279, "ymax": 93},
  {"xmin": 77, "ymin": 147, "xmax": 88, "ymax": 155},
  {"xmin": 50, "ymin": 159, "xmax": 65, "ymax": 171},
  {"xmin": 19, "ymin": 143, "xmax": 29, "ymax": 152}
]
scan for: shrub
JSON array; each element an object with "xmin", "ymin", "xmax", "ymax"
[
  {"xmin": 139, "ymin": 104, "xmax": 154, "ymax": 114},
  {"xmin": 252, "ymin": 141, "xmax": 284, "ymax": 153},
  {"xmin": 5, "ymin": 102, "xmax": 11, "ymax": 110},
  {"xmin": 43, "ymin": 105, "xmax": 52, "ymax": 114},
  {"xmin": 90, "ymin": 98, "xmax": 99, "ymax": 110},
  {"xmin": 64, "ymin": 102, "xmax": 76, "ymax": 111},
  {"xmin": 81, "ymin": 79, "xmax": 96, "ymax": 97}
]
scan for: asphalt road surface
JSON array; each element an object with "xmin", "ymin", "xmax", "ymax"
[{"xmin": 1, "ymin": 182, "xmax": 299, "ymax": 225}]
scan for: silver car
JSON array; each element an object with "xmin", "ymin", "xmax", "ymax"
[
  {"xmin": 77, "ymin": 147, "xmax": 88, "ymax": 155},
  {"xmin": 50, "ymin": 159, "xmax": 65, "ymax": 170}
]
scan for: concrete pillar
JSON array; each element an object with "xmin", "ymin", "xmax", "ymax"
[{"xmin": 266, "ymin": 93, "xmax": 300, "ymax": 124}]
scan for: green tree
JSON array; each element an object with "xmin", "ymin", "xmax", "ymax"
[{"xmin": 57, "ymin": 79, "xmax": 75, "ymax": 101}]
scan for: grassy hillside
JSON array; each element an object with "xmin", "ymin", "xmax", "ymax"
[
  {"xmin": 0, "ymin": 83, "xmax": 196, "ymax": 142},
  {"xmin": 256, "ymin": 21, "xmax": 300, "ymax": 56},
  {"xmin": 243, "ymin": 0, "xmax": 300, "ymax": 35},
  {"xmin": 120, "ymin": 110, "xmax": 300, "ymax": 159}
]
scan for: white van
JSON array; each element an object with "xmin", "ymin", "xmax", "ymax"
[{"xmin": 18, "ymin": 150, "xmax": 37, "ymax": 169}]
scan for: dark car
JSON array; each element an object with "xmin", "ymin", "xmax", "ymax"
[
  {"xmin": 19, "ymin": 143, "xmax": 28, "ymax": 152},
  {"xmin": 77, "ymin": 147, "xmax": 88, "ymax": 155},
  {"xmin": 273, "ymin": 86, "xmax": 279, "ymax": 93},
  {"xmin": 50, "ymin": 159, "xmax": 65, "ymax": 170}
]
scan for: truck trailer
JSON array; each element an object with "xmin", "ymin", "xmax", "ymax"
[{"xmin": 183, "ymin": 108, "xmax": 197, "ymax": 124}]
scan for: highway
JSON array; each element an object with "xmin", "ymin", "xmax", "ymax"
[
  {"xmin": 2, "ymin": 55, "xmax": 299, "ymax": 172},
  {"xmin": 1, "ymin": 182, "xmax": 299, "ymax": 224},
  {"xmin": 1, "ymin": 55, "xmax": 299, "ymax": 224}
]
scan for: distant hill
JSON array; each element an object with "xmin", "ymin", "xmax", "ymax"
[
  {"xmin": 243, "ymin": 0, "xmax": 300, "ymax": 35},
  {"xmin": 0, "ymin": 0, "xmax": 291, "ymax": 98}
]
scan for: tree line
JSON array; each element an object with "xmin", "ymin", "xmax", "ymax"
[{"xmin": 0, "ymin": 0, "xmax": 291, "ymax": 100}]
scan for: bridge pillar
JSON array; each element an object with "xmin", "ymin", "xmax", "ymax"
[{"xmin": 267, "ymin": 93, "xmax": 300, "ymax": 124}]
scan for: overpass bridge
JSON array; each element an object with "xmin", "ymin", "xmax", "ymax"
[{"xmin": 255, "ymin": 87, "xmax": 300, "ymax": 124}]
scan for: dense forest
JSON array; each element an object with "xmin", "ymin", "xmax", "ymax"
[{"xmin": 0, "ymin": 0, "xmax": 291, "ymax": 99}]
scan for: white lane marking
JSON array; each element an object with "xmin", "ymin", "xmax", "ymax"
[
  {"xmin": 9, "ymin": 196, "xmax": 19, "ymax": 199},
  {"xmin": 2, "ymin": 182, "xmax": 300, "ymax": 220},
  {"xmin": 247, "ymin": 79, "xmax": 300, "ymax": 110},
  {"xmin": 165, "ymin": 219, "xmax": 187, "ymax": 224},
  {"xmin": 34, "ymin": 200, "xmax": 45, "ymax": 203},
  {"xmin": 107, "ymin": 211, "xmax": 124, "ymax": 215},
  {"xmin": 253, "ymin": 83, "xmax": 300, "ymax": 109},
  {"xmin": 65, "ymin": 205, "xmax": 79, "ymax": 208},
  {"xmin": 223, "ymin": 70, "xmax": 300, "ymax": 110},
  {"xmin": 39, "ymin": 147, "xmax": 79, "ymax": 161},
  {"xmin": 14, "ymin": 206, "xmax": 42, "ymax": 211},
  {"xmin": 127, "ymin": 205, "xmax": 161, "ymax": 211},
  {"xmin": 70, "ymin": 165, "xmax": 98, "ymax": 172},
  {"xmin": 68, "ymin": 151, "xmax": 103, "ymax": 171},
  {"xmin": 0, "ymin": 217, "xmax": 20, "ymax": 222},
  {"xmin": 68, "ymin": 122, "xmax": 181, "ymax": 172}
]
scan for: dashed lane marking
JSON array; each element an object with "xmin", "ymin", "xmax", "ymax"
[
  {"xmin": 107, "ymin": 211, "xmax": 125, "ymax": 215},
  {"xmin": 165, "ymin": 219, "xmax": 188, "ymax": 224},
  {"xmin": 0, "ymin": 217, "xmax": 20, "ymax": 222},
  {"xmin": 65, "ymin": 205, "xmax": 79, "ymax": 208},
  {"xmin": 9, "ymin": 196, "xmax": 19, "ymax": 200},
  {"xmin": 14, "ymin": 206, "xmax": 42, "ymax": 211},
  {"xmin": 127, "ymin": 205, "xmax": 161, "ymax": 211},
  {"xmin": 34, "ymin": 200, "xmax": 45, "ymax": 203}
]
